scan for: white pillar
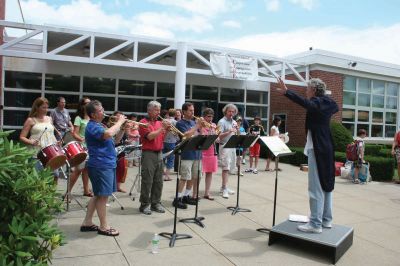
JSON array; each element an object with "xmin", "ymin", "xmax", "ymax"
[{"xmin": 174, "ymin": 42, "xmax": 187, "ymax": 109}]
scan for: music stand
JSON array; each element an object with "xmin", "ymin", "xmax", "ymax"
[
  {"xmin": 179, "ymin": 134, "xmax": 219, "ymax": 228},
  {"xmin": 159, "ymin": 137, "xmax": 193, "ymax": 247},
  {"xmin": 224, "ymin": 135, "xmax": 258, "ymax": 215},
  {"xmin": 256, "ymin": 136, "xmax": 294, "ymax": 234}
]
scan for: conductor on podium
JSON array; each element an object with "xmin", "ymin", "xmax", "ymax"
[{"xmin": 276, "ymin": 77, "xmax": 338, "ymax": 233}]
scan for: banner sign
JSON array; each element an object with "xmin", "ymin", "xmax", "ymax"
[{"xmin": 210, "ymin": 53, "xmax": 258, "ymax": 81}]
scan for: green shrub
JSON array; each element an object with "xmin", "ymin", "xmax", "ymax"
[
  {"xmin": 378, "ymin": 148, "xmax": 393, "ymax": 158},
  {"xmin": 0, "ymin": 131, "xmax": 64, "ymax": 265},
  {"xmin": 364, "ymin": 144, "xmax": 384, "ymax": 156},
  {"xmin": 330, "ymin": 121, "xmax": 353, "ymax": 152},
  {"xmin": 279, "ymin": 147, "xmax": 307, "ymax": 166},
  {"xmin": 334, "ymin": 151, "xmax": 347, "ymax": 163},
  {"xmin": 364, "ymin": 155, "xmax": 394, "ymax": 181}
]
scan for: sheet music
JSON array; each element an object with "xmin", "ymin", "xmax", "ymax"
[{"xmin": 259, "ymin": 136, "xmax": 292, "ymax": 156}]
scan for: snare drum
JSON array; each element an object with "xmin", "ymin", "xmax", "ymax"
[
  {"xmin": 63, "ymin": 141, "xmax": 87, "ymax": 167},
  {"xmin": 37, "ymin": 144, "xmax": 67, "ymax": 170}
]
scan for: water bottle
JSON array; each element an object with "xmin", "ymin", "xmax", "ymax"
[{"xmin": 151, "ymin": 233, "xmax": 160, "ymax": 254}]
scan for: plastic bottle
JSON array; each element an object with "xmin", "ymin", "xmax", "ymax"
[{"xmin": 151, "ymin": 233, "xmax": 160, "ymax": 254}]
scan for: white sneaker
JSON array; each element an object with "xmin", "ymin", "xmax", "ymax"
[
  {"xmin": 297, "ymin": 223, "xmax": 322, "ymax": 233},
  {"xmin": 244, "ymin": 168, "xmax": 252, "ymax": 173},
  {"xmin": 242, "ymin": 159, "xmax": 246, "ymax": 164},
  {"xmin": 252, "ymin": 169, "xmax": 258, "ymax": 174},
  {"xmin": 227, "ymin": 188, "xmax": 235, "ymax": 195},
  {"xmin": 322, "ymin": 221, "xmax": 332, "ymax": 228},
  {"xmin": 222, "ymin": 189, "xmax": 229, "ymax": 199}
]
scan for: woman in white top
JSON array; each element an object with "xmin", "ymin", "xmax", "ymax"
[
  {"xmin": 20, "ymin": 97, "xmax": 60, "ymax": 181},
  {"xmin": 265, "ymin": 117, "xmax": 284, "ymax": 171}
]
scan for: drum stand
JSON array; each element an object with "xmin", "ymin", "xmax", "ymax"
[
  {"xmin": 61, "ymin": 161, "xmax": 84, "ymax": 211},
  {"xmin": 129, "ymin": 154, "xmax": 142, "ymax": 201}
]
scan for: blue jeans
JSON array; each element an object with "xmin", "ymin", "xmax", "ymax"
[
  {"xmin": 163, "ymin": 142, "xmax": 175, "ymax": 170},
  {"xmin": 307, "ymin": 149, "xmax": 332, "ymax": 228}
]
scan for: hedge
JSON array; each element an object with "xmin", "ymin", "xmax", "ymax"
[
  {"xmin": 278, "ymin": 147, "xmax": 394, "ymax": 181},
  {"xmin": 364, "ymin": 144, "xmax": 385, "ymax": 156}
]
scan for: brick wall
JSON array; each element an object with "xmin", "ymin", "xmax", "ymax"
[{"xmin": 269, "ymin": 70, "xmax": 344, "ymax": 147}]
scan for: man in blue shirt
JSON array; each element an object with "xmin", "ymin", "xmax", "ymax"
[
  {"xmin": 173, "ymin": 102, "xmax": 202, "ymax": 209},
  {"xmin": 80, "ymin": 100, "xmax": 126, "ymax": 237}
]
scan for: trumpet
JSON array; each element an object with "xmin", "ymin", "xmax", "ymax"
[
  {"xmin": 105, "ymin": 114, "xmax": 148, "ymax": 128},
  {"xmin": 193, "ymin": 115, "xmax": 221, "ymax": 135},
  {"xmin": 157, "ymin": 115, "xmax": 185, "ymax": 137}
]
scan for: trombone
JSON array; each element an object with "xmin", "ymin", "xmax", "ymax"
[
  {"xmin": 105, "ymin": 114, "xmax": 148, "ymax": 128},
  {"xmin": 157, "ymin": 115, "xmax": 185, "ymax": 137}
]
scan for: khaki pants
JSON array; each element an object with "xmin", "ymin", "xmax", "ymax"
[{"xmin": 140, "ymin": 151, "xmax": 163, "ymax": 205}]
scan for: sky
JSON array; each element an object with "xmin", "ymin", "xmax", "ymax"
[{"xmin": 5, "ymin": 0, "xmax": 400, "ymax": 65}]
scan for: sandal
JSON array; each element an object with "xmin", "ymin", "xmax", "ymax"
[
  {"xmin": 80, "ymin": 224, "xmax": 99, "ymax": 232},
  {"xmin": 163, "ymin": 177, "xmax": 172, "ymax": 181},
  {"xmin": 83, "ymin": 191, "xmax": 94, "ymax": 197},
  {"xmin": 203, "ymin": 195, "xmax": 215, "ymax": 201},
  {"xmin": 265, "ymin": 168, "xmax": 273, "ymax": 172},
  {"xmin": 98, "ymin": 227, "xmax": 119, "ymax": 237},
  {"xmin": 117, "ymin": 188, "xmax": 127, "ymax": 193}
]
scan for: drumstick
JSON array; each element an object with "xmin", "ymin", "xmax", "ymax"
[{"xmin": 37, "ymin": 127, "xmax": 48, "ymax": 141}]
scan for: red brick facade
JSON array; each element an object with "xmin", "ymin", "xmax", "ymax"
[{"xmin": 269, "ymin": 70, "xmax": 344, "ymax": 147}]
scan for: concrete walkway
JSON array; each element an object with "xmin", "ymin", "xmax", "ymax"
[{"xmin": 53, "ymin": 159, "xmax": 400, "ymax": 266}]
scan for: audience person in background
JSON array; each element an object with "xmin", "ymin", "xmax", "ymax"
[
  {"xmin": 163, "ymin": 108, "xmax": 179, "ymax": 181},
  {"xmin": 246, "ymin": 116, "xmax": 265, "ymax": 174},
  {"xmin": 353, "ymin": 129, "xmax": 367, "ymax": 184},
  {"xmin": 265, "ymin": 117, "xmax": 282, "ymax": 171},
  {"xmin": 391, "ymin": 129, "xmax": 400, "ymax": 184},
  {"xmin": 126, "ymin": 113, "xmax": 140, "ymax": 167}
]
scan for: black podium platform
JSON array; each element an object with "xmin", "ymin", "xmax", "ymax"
[{"xmin": 268, "ymin": 220, "xmax": 353, "ymax": 264}]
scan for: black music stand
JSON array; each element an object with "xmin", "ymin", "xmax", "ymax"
[
  {"xmin": 225, "ymin": 135, "xmax": 258, "ymax": 215},
  {"xmin": 256, "ymin": 136, "xmax": 294, "ymax": 234},
  {"xmin": 159, "ymin": 137, "xmax": 193, "ymax": 247},
  {"xmin": 179, "ymin": 134, "xmax": 219, "ymax": 228}
]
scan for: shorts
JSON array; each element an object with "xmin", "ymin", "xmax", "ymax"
[
  {"xmin": 395, "ymin": 147, "xmax": 400, "ymax": 163},
  {"xmin": 180, "ymin": 160, "xmax": 201, "ymax": 180},
  {"xmin": 219, "ymin": 147, "xmax": 236, "ymax": 171},
  {"xmin": 163, "ymin": 142, "xmax": 176, "ymax": 169},
  {"xmin": 88, "ymin": 166, "xmax": 116, "ymax": 196},
  {"xmin": 249, "ymin": 143, "xmax": 260, "ymax": 157}
]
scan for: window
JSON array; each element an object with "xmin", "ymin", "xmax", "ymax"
[
  {"xmin": 157, "ymin": 82, "xmax": 175, "ymax": 98},
  {"xmin": 5, "ymin": 91, "xmax": 41, "ymax": 108},
  {"xmin": 83, "ymin": 77, "xmax": 115, "ymax": 94},
  {"xmin": 246, "ymin": 90, "xmax": 268, "ymax": 104},
  {"xmin": 45, "ymin": 94, "xmax": 80, "ymax": 110},
  {"xmin": 342, "ymin": 75, "xmax": 399, "ymax": 138},
  {"xmin": 45, "ymin": 74, "xmax": 80, "ymax": 92},
  {"xmin": 5, "ymin": 71, "xmax": 42, "ymax": 90},
  {"xmin": 119, "ymin": 80, "xmax": 154, "ymax": 96},
  {"xmin": 220, "ymin": 88, "xmax": 244, "ymax": 102},
  {"xmin": 192, "ymin": 85, "xmax": 218, "ymax": 100}
]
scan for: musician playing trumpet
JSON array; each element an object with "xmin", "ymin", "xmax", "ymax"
[
  {"xmin": 200, "ymin": 108, "xmax": 218, "ymax": 200},
  {"xmin": 137, "ymin": 101, "xmax": 170, "ymax": 215},
  {"xmin": 173, "ymin": 102, "xmax": 203, "ymax": 209}
]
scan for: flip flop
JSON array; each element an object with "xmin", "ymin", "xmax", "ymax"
[
  {"xmin": 83, "ymin": 192, "xmax": 94, "ymax": 197},
  {"xmin": 265, "ymin": 168, "xmax": 273, "ymax": 172},
  {"xmin": 203, "ymin": 195, "xmax": 215, "ymax": 201},
  {"xmin": 80, "ymin": 224, "xmax": 99, "ymax": 232},
  {"xmin": 163, "ymin": 177, "xmax": 173, "ymax": 181},
  {"xmin": 98, "ymin": 227, "xmax": 119, "ymax": 237}
]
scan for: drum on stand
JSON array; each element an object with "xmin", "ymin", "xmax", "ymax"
[
  {"xmin": 37, "ymin": 144, "xmax": 67, "ymax": 170},
  {"xmin": 63, "ymin": 141, "xmax": 87, "ymax": 167}
]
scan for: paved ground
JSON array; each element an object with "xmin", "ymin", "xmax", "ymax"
[{"xmin": 52, "ymin": 159, "xmax": 400, "ymax": 266}]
